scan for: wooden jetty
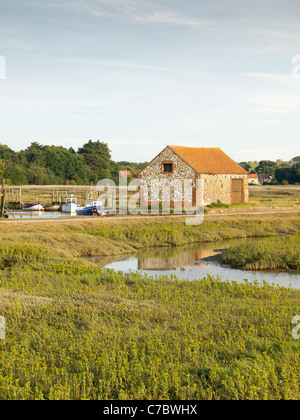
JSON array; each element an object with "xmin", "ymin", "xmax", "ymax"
[{"xmin": 7, "ymin": 186, "xmax": 22, "ymax": 210}]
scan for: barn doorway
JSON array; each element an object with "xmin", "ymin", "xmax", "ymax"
[{"xmin": 231, "ymin": 179, "xmax": 243, "ymax": 204}]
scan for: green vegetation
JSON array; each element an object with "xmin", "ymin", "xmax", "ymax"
[
  {"xmin": 239, "ymin": 159, "xmax": 300, "ymax": 185},
  {"xmin": 275, "ymin": 164, "xmax": 300, "ymax": 185},
  {"xmin": 221, "ymin": 234, "xmax": 300, "ymax": 270},
  {"xmin": 0, "ymin": 245, "xmax": 49, "ymax": 269},
  {"xmin": 1, "ymin": 213, "xmax": 299, "ymax": 258},
  {"xmin": 0, "ymin": 160, "xmax": 4, "ymax": 180},
  {"xmin": 206, "ymin": 200, "xmax": 229, "ymax": 209},
  {"xmin": 0, "ymin": 141, "xmax": 147, "ymax": 186},
  {"xmin": 86, "ymin": 213, "xmax": 300, "ymax": 252},
  {"xmin": 0, "ymin": 214, "xmax": 300, "ymax": 400},
  {"xmin": 1, "ymin": 243, "xmax": 300, "ymax": 399}
]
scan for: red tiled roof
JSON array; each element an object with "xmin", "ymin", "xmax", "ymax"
[
  {"xmin": 168, "ymin": 146, "xmax": 248, "ymax": 175},
  {"xmin": 248, "ymin": 173, "xmax": 258, "ymax": 178},
  {"xmin": 120, "ymin": 170, "xmax": 132, "ymax": 177}
]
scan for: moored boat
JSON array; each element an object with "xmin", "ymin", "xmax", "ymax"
[
  {"xmin": 76, "ymin": 200, "xmax": 105, "ymax": 216},
  {"xmin": 44, "ymin": 204, "xmax": 60, "ymax": 211},
  {"xmin": 61, "ymin": 195, "xmax": 82, "ymax": 213},
  {"xmin": 22, "ymin": 203, "xmax": 44, "ymax": 211}
]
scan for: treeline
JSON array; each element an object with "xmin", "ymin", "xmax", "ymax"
[
  {"xmin": 0, "ymin": 141, "xmax": 147, "ymax": 185},
  {"xmin": 239, "ymin": 159, "xmax": 300, "ymax": 184}
]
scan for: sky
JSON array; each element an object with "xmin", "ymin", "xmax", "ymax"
[{"xmin": 0, "ymin": 0, "xmax": 299, "ymax": 163}]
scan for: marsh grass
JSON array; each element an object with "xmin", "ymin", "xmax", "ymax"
[
  {"xmin": 0, "ymin": 213, "xmax": 299, "ymax": 399},
  {"xmin": 1, "ymin": 213, "xmax": 299, "ymax": 257},
  {"xmin": 221, "ymin": 234, "xmax": 300, "ymax": 270},
  {"xmin": 1, "ymin": 262, "xmax": 300, "ymax": 400},
  {"xmin": 0, "ymin": 245, "xmax": 50, "ymax": 269},
  {"xmin": 86, "ymin": 213, "xmax": 300, "ymax": 251}
]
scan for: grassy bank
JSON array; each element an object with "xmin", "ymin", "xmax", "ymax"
[
  {"xmin": 221, "ymin": 234, "xmax": 300, "ymax": 271},
  {"xmin": 0, "ymin": 213, "xmax": 299, "ymax": 400},
  {"xmin": 1, "ymin": 213, "xmax": 299, "ymax": 258}
]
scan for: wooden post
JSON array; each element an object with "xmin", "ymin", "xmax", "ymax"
[{"xmin": 0, "ymin": 179, "xmax": 5, "ymax": 217}]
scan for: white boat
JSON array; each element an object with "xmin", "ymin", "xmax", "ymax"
[
  {"xmin": 61, "ymin": 196, "xmax": 82, "ymax": 213},
  {"xmin": 22, "ymin": 202, "xmax": 44, "ymax": 211}
]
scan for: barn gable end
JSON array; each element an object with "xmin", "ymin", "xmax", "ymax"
[{"xmin": 139, "ymin": 145, "xmax": 249, "ymax": 206}]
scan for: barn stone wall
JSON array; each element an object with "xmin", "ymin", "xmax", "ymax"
[{"xmin": 199, "ymin": 173, "xmax": 249, "ymax": 205}]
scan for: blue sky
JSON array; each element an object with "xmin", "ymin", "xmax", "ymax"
[{"xmin": 0, "ymin": 0, "xmax": 299, "ymax": 162}]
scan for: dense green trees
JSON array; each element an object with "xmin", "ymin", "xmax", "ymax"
[
  {"xmin": 255, "ymin": 160, "xmax": 300, "ymax": 184},
  {"xmin": 0, "ymin": 160, "xmax": 5, "ymax": 180},
  {"xmin": 275, "ymin": 163, "xmax": 300, "ymax": 185},
  {"xmin": 77, "ymin": 140, "xmax": 117, "ymax": 183},
  {"xmin": 0, "ymin": 140, "xmax": 146, "ymax": 185},
  {"xmin": 255, "ymin": 160, "xmax": 278, "ymax": 176},
  {"xmin": 239, "ymin": 158, "xmax": 300, "ymax": 185}
]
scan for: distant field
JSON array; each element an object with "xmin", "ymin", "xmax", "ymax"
[
  {"xmin": 249, "ymin": 163, "xmax": 259, "ymax": 170},
  {"xmin": 246, "ymin": 185, "xmax": 300, "ymax": 210}
]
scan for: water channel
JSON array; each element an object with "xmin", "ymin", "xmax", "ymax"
[
  {"xmin": 6, "ymin": 211, "xmax": 75, "ymax": 219},
  {"xmin": 85, "ymin": 237, "xmax": 300, "ymax": 289}
]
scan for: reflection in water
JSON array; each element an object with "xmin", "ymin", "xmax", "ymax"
[
  {"xmin": 86, "ymin": 238, "xmax": 256, "ymax": 270},
  {"xmin": 137, "ymin": 242, "xmax": 229, "ymax": 270},
  {"xmin": 86, "ymin": 237, "xmax": 300, "ymax": 289},
  {"xmin": 7, "ymin": 211, "xmax": 75, "ymax": 219}
]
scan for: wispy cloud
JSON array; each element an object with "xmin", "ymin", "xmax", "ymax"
[
  {"xmin": 130, "ymin": 11, "xmax": 212, "ymax": 27},
  {"xmin": 95, "ymin": 59, "xmax": 172, "ymax": 71},
  {"xmin": 243, "ymin": 119, "xmax": 280, "ymax": 126},
  {"xmin": 243, "ymin": 72, "xmax": 300, "ymax": 88},
  {"xmin": 43, "ymin": 0, "xmax": 213, "ymax": 27},
  {"xmin": 241, "ymin": 45, "xmax": 293, "ymax": 55},
  {"xmin": 244, "ymin": 91, "xmax": 300, "ymax": 114},
  {"xmin": 242, "ymin": 70, "xmax": 300, "ymax": 114},
  {"xmin": 260, "ymin": 29, "xmax": 300, "ymax": 40},
  {"xmin": 242, "ymin": 28, "xmax": 300, "ymax": 56}
]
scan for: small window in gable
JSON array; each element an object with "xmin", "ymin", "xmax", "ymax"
[{"xmin": 162, "ymin": 162, "xmax": 173, "ymax": 173}]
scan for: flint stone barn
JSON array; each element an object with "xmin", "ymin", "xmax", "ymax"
[{"xmin": 138, "ymin": 145, "xmax": 249, "ymax": 206}]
